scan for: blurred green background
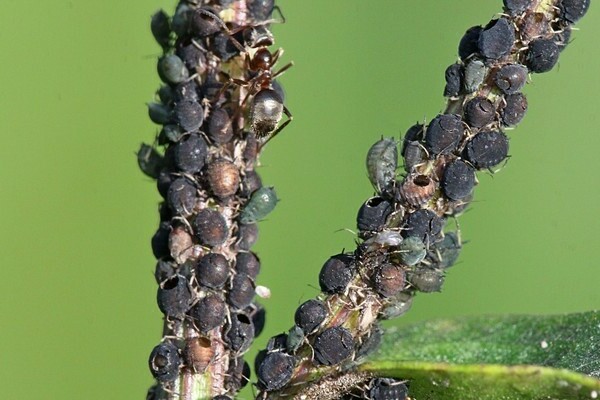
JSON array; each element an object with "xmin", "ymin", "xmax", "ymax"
[{"xmin": 0, "ymin": 1, "xmax": 598, "ymax": 399}]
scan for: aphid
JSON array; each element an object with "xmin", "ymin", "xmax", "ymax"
[
  {"xmin": 443, "ymin": 63, "xmax": 463, "ymax": 97},
  {"xmin": 183, "ymin": 336, "xmax": 214, "ymax": 373},
  {"xmin": 294, "ymin": 299, "xmax": 327, "ymax": 334},
  {"xmin": 147, "ymin": 102, "xmax": 172, "ymax": 125},
  {"xmin": 463, "ymin": 59, "xmax": 487, "ymax": 93},
  {"xmin": 148, "ymin": 341, "xmax": 181, "ymax": 383},
  {"xmin": 157, "ymin": 54, "xmax": 189, "ymax": 84},
  {"xmin": 381, "ymin": 291, "xmax": 414, "ymax": 320},
  {"xmin": 402, "ymin": 141, "xmax": 428, "ymax": 173},
  {"xmin": 397, "ymin": 236, "xmax": 427, "ymax": 266},
  {"xmin": 494, "ymin": 64, "xmax": 528, "ymax": 95},
  {"xmin": 247, "ymin": 0, "xmax": 276, "ymax": 22},
  {"xmin": 175, "ymin": 41, "xmax": 207, "ymax": 72},
  {"xmin": 399, "ymin": 173, "xmax": 436, "ymax": 207},
  {"xmin": 257, "ymin": 351, "xmax": 295, "ymax": 391},
  {"xmin": 319, "ymin": 254, "xmax": 355, "ymax": 294},
  {"xmin": 239, "ymin": 186, "xmax": 278, "ymax": 224},
  {"xmin": 458, "ymin": 26, "xmax": 483, "ymax": 60},
  {"xmin": 206, "ymin": 159, "xmax": 240, "ymax": 199},
  {"xmin": 168, "ymin": 223, "xmax": 194, "ymax": 264},
  {"xmin": 235, "ymin": 251, "xmax": 261, "ymax": 279},
  {"xmin": 192, "ymin": 208, "xmax": 228, "ymax": 247},
  {"xmin": 402, "ymin": 209, "xmax": 444, "ymax": 244},
  {"xmin": 255, "ymin": 285, "xmax": 271, "ymax": 299},
  {"xmin": 502, "ymin": 0, "xmax": 530, "ymax": 15},
  {"xmin": 478, "ymin": 18, "xmax": 515, "ymax": 61},
  {"xmin": 167, "ymin": 177, "xmax": 197, "ymax": 217},
  {"xmin": 227, "ymin": 273, "xmax": 255, "ymax": 310},
  {"xmin": 236, "ymin": 223, "xmax": 259, "ymax": 251},
  {"xmin": 225, "ymin": 357, "xmax": 251, "ymax": 391},
  {"xmin": 173, "ymin": 99, "xmax": 204, "ymax": 132},
  {"xmin": 430, "ymin": 231, "xmax": 462, "ymax": 269},
  {"xmin": 225, "ymin": 313, "xmax": 255, "ymax": 354},
  {"xmin": 356, "ymin": 324, "xmax": 383, "ymax": 359},
  {"xmin": 366, "ymin": 138, "xmax": 398, "ymax": 196},
  {"xmin": 357, "ymin": 197, "xmax": 393, "ymax": 233},
  {"xmin": 408, "ymin": 268, "xmax": 445, "ymax": 292},
  {"xmin": 553, "ymin": 24, "xmax": 572, "ymax": 52},
  {"xmin": 240, "ymin": 170, "xmax": 263, "ymax": 198},
  {"xmin": 442, "ymin": 159, "xmax": 476, "ymax": 201},
  {"xmin": 159, "ymin": 124, "xmax": 184, "ymax": 144},
  {"xmin": 500, "ymin": 92, "xmax": 528, "ymax": 126},
  {"xmin": 146, "ymin": 384, "xmax": 166, "ymax": 400},
  {"xmin": 188, "ymin": 7, "xmax": 223, "ymax": 38},
  {"xmin": 465, "ymin": 130, "xmax": 509, "ymax": 169},
  {"xmin": 464, "ymin": 96, "xmax": 496, "ymax": 128},
  {"xmin": 174, "ymin": 133, "xmax": 208, "ymax": 174},
  {"xmin": 151, "ymin": 221, "xmax": 171, "ymax": 259},
  {"xmin": 286, "ymin": 324, "xmax": 305, "ymax": 353},
  {"xmin": 196, "ymin": 253, "xmax": 230, "ymax": 289},
  {"xmin": 313, "ymin": 326, "xmax": 354, "ymax": 366},
  {"xmin": 150, "ymin": 10, "xmax": 171, "ymax": 50},
  {"xmin": 526, "ymin": 39, "xmax": 560, "ymax": 73},
  {"xmin": 157, "ymin": 275, "xmax": 193, "ymax": 319},
  {"xmin": 372, "ymin": 264, "xmax": 406, "ymax": 298},
  {"xmin": 157, "ymin": 170, "xmax": 174, "ymax": 199},
  {"xmin": 157, "ymin": 85, "xmax": 174, "ymax": 105},
  {"xmin": 212, "ymin": 395, "xmax": 232, "ymax": 400},
  {"xmin": 424, "ymin": 114, "xmax": 464, "ymax": 156},
  {"xmin": 248, "ymin": 303, "xmax": 266, "ymax": 337},
  {"xmin": 362, "ymin": 230, "xmax": 404, "ymax": 250},
  {"xmin": 558, "ymin": 0, "xmax": 590, "ymax": 23},
  {"xmin": 368, "ymin": 378, "xmax": 409, "ymax": 400},
  {"xmin": 137, "ymin": 143, "xmax": 164, "ymax": 179},
  {"xmin": 155, "ymin": 259, "xmax": 177, "ymax": 284},
  {"xmin": 172, "ymin": 80, "xmax": 201, "ymax": 103},
  {"xmin": 206, "ymin": 108, "xmax": 234, "ymax": 144}
]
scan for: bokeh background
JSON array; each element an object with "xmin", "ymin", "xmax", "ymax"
[{"xmin": 1, "ymin": 1, "xmax": 598, "ymax": 399}]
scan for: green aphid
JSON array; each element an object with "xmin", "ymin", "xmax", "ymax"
[
  {"xmin": 239, "ymin": 186, "xmax": 278, "ymax": 224},
  {"xmin": 397, "ymin": 236, "xmax": 426, "ymax": 266}
]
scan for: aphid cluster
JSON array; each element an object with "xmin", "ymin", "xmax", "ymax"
[
  {"xmin": 140, "ymin": 1, "xmax": 292, "ymax": 398},
  {"xmin": 255, "ymin": 1, "xmax": 589, "ymax": 398}
]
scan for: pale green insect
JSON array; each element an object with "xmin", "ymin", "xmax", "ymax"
[
  {"xmin": 239, "ymin": 186, "xmax": 278, "ymax": 224},
  {"xmin": 366, "ymin": 138, "xmax": 398, "ymax": 196}
]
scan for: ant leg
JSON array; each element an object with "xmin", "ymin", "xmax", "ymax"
[
  {"xmin": 195, "ymin": 9, "xmax": 246, "ymax": 53},
  {"xmin": 258, "ymin": 106, "xmax": 293, "ymax": 150}
]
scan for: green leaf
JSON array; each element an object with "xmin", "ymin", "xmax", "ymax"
[{"xmin": 359, "ymin": 311, "xmax": 600, "ymax": 399}]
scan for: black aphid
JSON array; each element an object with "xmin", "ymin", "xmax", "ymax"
[
  {"xmin": 526, "ymin": 39, "xmax": 560, "ymax": 73},
  {"xmin": 174, "ymin": 133, "xmax": 207, "ymax": 174},
  {"xmin": 256, "ymin": 352, "xmax": 295, "ymax": 391},
  {"xmin": 196, "ymin": 253, "xmax": 230, "ymax": 289},
  {"xmin": 167, "ymin": 177, "xmax": 197, "ymax": 216},
  {"xmin": 148, "ymin": 341, "xmax": 181, "ymax": 383},
  {"xmin": 442, "ymin": 159, "xmax": 476, "ymax": 201},
  {"xmin": 192, "ymin": 208, "xmax": 228, "ymax": 247},
  {"xmin": 478, "ymin": 18, "xmax": 515, "ymax": 60},
  {"xmin": 465, "ymin": 130, "xmax": 509, "ymax": 169},
  {"xmin": 313, "ymin": 326, "xmax": 354, "ymax": 366},
  {"xmin": 294, "ymin": 299, "xmax": 328, "ymax": 334},
  {"xmin": 157, "ymin": 275, "xmax": 193, "ymax": 319},
  {"xmin": 424, "ymin": 114, "xmax": 464, "ymax": 156},
  {"xmin": 190, "ymin": 293, "xmax": 226, "ymax": 333},
  {"xmin": 319, "ymin": 254, "xmax": 355, "ymax": 294},
  {"xmin": 357, "ymin": 197, "xmax": 393, "ymax": 233}
]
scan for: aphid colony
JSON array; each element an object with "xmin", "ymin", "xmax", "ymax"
[
  {"xmin": 254, "ymin": 0, "xmax": 589, "ymax": 398},
  {"xmin": 139, "ymin": 0, "xmax": 290, "ymax": 399}
]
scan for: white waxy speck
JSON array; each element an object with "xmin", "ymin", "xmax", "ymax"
[
  {"xmin": 540, "ymin": 340, "xmax": 549, "ymax": 349},
  {"xmin": 591, "ymin": 390, "xmax": 598, "ymax": 399},
  {"xmin": 255, "ymin": 285, "xmax": 271, "ymax": 299}
]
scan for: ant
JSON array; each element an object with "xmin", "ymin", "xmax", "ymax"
[{"xmin": 195, "ymin": 8, "xmax": 294, "ymax": 145}]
